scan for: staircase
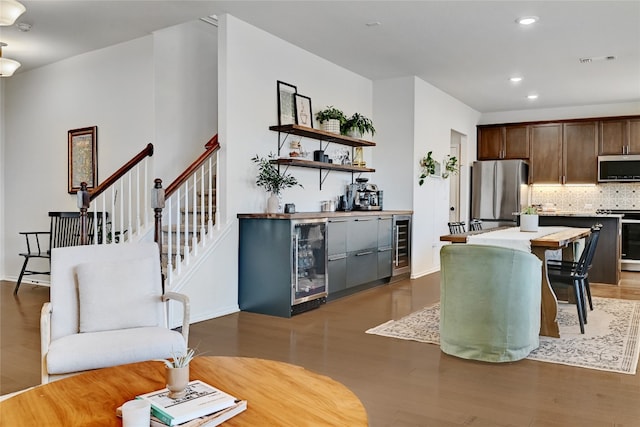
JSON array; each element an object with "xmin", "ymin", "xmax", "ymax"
[
  {"xmin": 76, "ymin": 137, "xmax": 223, "ymax": 310},
  {"xmin": 161, "ymin": 184, "xmax": 216, "ymax": 276},
  {"xmin": 155, "ymin": 136, "xmax": 221, "ymax": 291}
]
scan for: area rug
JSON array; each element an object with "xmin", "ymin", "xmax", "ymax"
[{"xmin": 365, "ymin": 297, "xmax": 640, "ymax": 374}]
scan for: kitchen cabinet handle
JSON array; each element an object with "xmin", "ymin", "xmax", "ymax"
[
  {"xmin": 328, "ymin": 254, "xmax": 347, "ymax": 261},
  {"xmin": 354, "ymin": 218, "xmax": 374, "ymax": 222},
  {"xmin": 355, "ymin": 251, "xmax": 373, "ymax": 256},
  {"xmin": 293, "ymin": 234, "xmax": 299, "ymax": 290},
  {"xmin": 394, "ymin": 226, "xmax": 399, "ymax": 266}
]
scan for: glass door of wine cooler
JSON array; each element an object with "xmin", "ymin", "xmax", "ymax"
[
  {"xmin": 392, "ymin": 215, "xmax": 411, "ymax": 277},
  {"xmin": 291, "ymin": 219, "xmax": 327, "ymax": 305}
]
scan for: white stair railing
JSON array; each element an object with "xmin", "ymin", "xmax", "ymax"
[
  {"xmin": 153, "ymin": 136, "xmax": 220, "ymax": 290},
  {"xmin": 77, "ymin": 144, "xmax": 155, "ymax": 245}
]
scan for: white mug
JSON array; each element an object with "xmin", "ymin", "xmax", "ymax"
[{"xmin": 122, "ymin": 399, "xmax": 151, "ymax": 427}]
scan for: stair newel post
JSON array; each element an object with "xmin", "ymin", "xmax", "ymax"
[
  {"xmin": 151, "ymin": 178, "xmax": 166, "ymax": 290},
  {"xmin": 152, "ymin": 178, "xmax": 165, "ymax": 252},
  {"xmin": 77, "ymin": 182, "xmax": 90, "ymax": 245}
]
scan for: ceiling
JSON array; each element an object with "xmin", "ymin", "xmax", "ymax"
[{"xmin": 2, "ymin": 1, "xmax": 639, "ymax": 113}]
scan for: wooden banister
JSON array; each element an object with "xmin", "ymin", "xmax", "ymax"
[
  {"xmin": 165, "ymin": 135, "xmax": 220, "ymax": 198},
  {"xmin": 89, "ymin": 143, "xmax": 154, "ymax": 201}
]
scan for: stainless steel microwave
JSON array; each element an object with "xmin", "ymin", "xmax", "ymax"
[{"xmin": 598, "ymin": 155, "xmax": 640, "ymax": 182}]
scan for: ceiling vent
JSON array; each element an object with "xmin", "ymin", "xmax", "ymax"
[
  {"xmin": 579, "ymin": 56, "xmax": 616, "ymax": 64},
  {"xmin": 200, "ymin": 15, "xmax": 218, "ymax": 27}
]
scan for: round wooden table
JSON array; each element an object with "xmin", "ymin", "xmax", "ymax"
[{"xmin": 0, "ymin": 356, "xmax": 368, "ymax": 426}]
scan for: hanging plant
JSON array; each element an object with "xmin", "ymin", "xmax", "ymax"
[
  {"xmin": 418, "ymin": 151, "xmax": 439, "ymax": 185},
  {"xmin": 442, "ymin": 155, "xmax": 459, "ymax": 179}
]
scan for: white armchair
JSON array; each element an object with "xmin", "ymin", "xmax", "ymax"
[{"xmin": 41, "ymin": 242, "xmax": 190, "ymax": 384}]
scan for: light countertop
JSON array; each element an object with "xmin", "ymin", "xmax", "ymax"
[
  {"xmin": 536, "ymin": 211, "xmax": 623, "ymax": 218},
  {"xmin": 238, "ymin": 210, "xmax": 412, "ymax": 219}
]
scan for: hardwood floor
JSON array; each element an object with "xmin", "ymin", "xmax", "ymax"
[{"xmin": 2, "ymin": 273, "xmax": 640, "ymax": 426}]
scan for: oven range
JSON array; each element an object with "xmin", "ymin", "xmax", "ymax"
[{"xmin": 605, "ymin": 210, "xmax": 640, "ymax": 271}]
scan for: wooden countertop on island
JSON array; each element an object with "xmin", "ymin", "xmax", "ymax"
[{"xmin": 238, "ymin": 210, "xmax": 413, "ymax": 219}]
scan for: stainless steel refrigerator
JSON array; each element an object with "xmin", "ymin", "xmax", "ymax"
[{"xmin": 471, "ymin": 160, "xmax": 529, "ymax": 229}]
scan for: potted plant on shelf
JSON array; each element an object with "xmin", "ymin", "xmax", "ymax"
[
  {"xmin": 315, "ymin": 106, "xmax": 347, "ymax": 134},
  {"xmin": 442, "ymin": 155, "xmax": 459, "ymax": 179},
  {"xmin": 252, "ymin": 153, "xmax": 302, "ymax": 213},
  {"xmin": 156, "ymin": 348, "xmax": 196, "ymax": 399},
  {"xmin": 520, "ymin": 205, "xmax": 539, "ymax": 232},
  {"xmin": 342, "ymin": 112, "xmax": 376, "ymax": 139},
  {"xmin": 418, "ymin": 151, "xmax": 441, "ymax": 185}
]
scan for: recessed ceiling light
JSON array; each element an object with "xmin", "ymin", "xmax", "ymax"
[
  {"xmin": 516, "ymin": 16, "xmax": 539, "ymax": 25},
  {"xmin": 527, "ymin": 94, "xmax": 539, "ymax": 100},
  {"xmin": 366, "ymin": 21, "xmax": 381, "ymax": 27},
  {"xmin": 509, "ymin": 76, "xmax": 523, "ymax": 83}
]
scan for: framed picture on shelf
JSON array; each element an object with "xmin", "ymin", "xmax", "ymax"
[
  {"xmin": 294, "ymin": 94, "xmax": 313, "ymax": 128},
  {"xmin": 277, "ymin": 80, "xmax": 297, "ymax": 126},
  {"xmin": 68, "ymin": 126, "xmax": 98, "ymax": 194}
]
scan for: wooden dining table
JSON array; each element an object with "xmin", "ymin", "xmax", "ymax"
[
  {"xmin": 0, "ymin": 356, "xmax": 368, "ymax": 426},
  {"xmin": 440, "ymin": 226, "xmax": 591, "ymax": 338}
]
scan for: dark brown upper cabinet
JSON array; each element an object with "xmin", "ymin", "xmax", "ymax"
[
  {"xmin": 477, "ymin": 125, "xmax": 529, "ymax": 160},
  {"xmin": 599, "ymin": 118, "xmax": 640, "ymax": 155}
]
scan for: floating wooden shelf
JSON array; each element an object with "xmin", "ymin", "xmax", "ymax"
[
  {"xmin": 270, "ymin": 124, "xmax": 376, "ymax": 189},
  {"xmin": 269, "ymin": 124, "xmax": 376, "ymax": 147},
  {"xmin": 271, "ymin": 158, "xmax": 375, "ymax": 173}
]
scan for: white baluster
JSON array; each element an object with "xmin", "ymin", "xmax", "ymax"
[
  {"xmin": 176, "ymin": 188, "xmax": 181, "ymax": 275},
  {"xmin": 192, "ymin": 175, "xmax": 198, "ymax": 256},
  {"xmin": 214, "ymin": 151, "xmax": 220, "ymax": 229},
  {"xmin": 144, "ymin": 157, "xmax": 149, "ymax": 231},
  {"xmin": 200, "ymin": 164, "xmax": 206, "ymax": 244},
  {"xmin": 183, "ymin": 182, "xmax": 190, "ymax": 265},
  {"xmin": 127, "ymin": 172, "xmax": 132, "ymax": 243},
  {"xmin": 207, "ymin": 156, "xmax": 213, "ymax": 234},
  {"xmin": 119, "ymin": 180, "xmax": 124, "ymax": 244},
  {"xmin": 167, "ymin": 200, "xmax": 173, "ymax": 287}
]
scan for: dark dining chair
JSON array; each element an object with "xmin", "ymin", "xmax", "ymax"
[
  {"xmin": 469, "ymin": 219, "xmax": 483, "ymax": 231},
  {"xmin": 546, "ymin": 224, "xmax": 602, "ymax": 334},
  {"xmin": 447, "ymin": 221, "xmax": 466, "ymax": 234},
  {"xmin": 15, "ymin": 212, "xmax": 105, "ymax": 295}
]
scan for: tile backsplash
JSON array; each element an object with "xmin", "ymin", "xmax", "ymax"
[{"xmin": 530, "ymin": 183, "xmax": 640, "ymax": 211}]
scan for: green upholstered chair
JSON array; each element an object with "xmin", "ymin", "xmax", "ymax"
[{"xmin": 439, "ymin": 244, "xmax": 542, "ymax": 362}]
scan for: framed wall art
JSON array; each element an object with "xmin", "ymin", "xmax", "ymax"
[
  {"xmin": 295, "ymin": 94, "xmax": 313, "ymax": 128},
  {"xmin": 68, "ymin": 126, "xmax": 98, "ymax": 194},
  {"xmin": 277, "ymin": 80, "xmax": 297, "ymax": 126}
]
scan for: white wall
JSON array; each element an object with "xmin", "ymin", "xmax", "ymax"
[
  {"xmin": 372, "ymin": 76, "xmax": 480, "ymax": 277},
  {"xmin": 221, "ymin": 14, "xmax": 373, "ymax": 219},
  {"xmin": 2, "ymin": 37, "xmax": 155, "ymax": 282},
  {"xmin": 154, "ymin": 21, "xmax": 218, "ymax": 183},
  {"xmin": 479, "ymin": 101, "xmax": 640, "ymax": 124},
  {"xmin": 412, "ymin": 77, "xmax": 480, "ymax": 277},
  {"xmin": 0, "ymin": 79, "xmax": 6, "ymax": 279},
  {"xmin": 1, "ymin": 21, "xmax": 218, "ymax": 288},
  {"xmin": 372, "ymin": 77, "xmax": 415, "ymax": 211}
]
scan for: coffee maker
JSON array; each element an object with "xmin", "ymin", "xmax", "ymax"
[{"xmin": 348, "ymin": 178, "xmax": 382, "ymax": 211}]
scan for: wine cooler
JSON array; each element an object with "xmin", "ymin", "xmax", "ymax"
[
  {"xmin": 391, "ymin": 215, "xmax": 411, "ymax": 279},
  {"xmin": 238, "ymin": 217, "xmax": 327, "ymax": 318},
  {"xmin": 291, "ymin": 219, "xmax": 328, "ymax": 314}
]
